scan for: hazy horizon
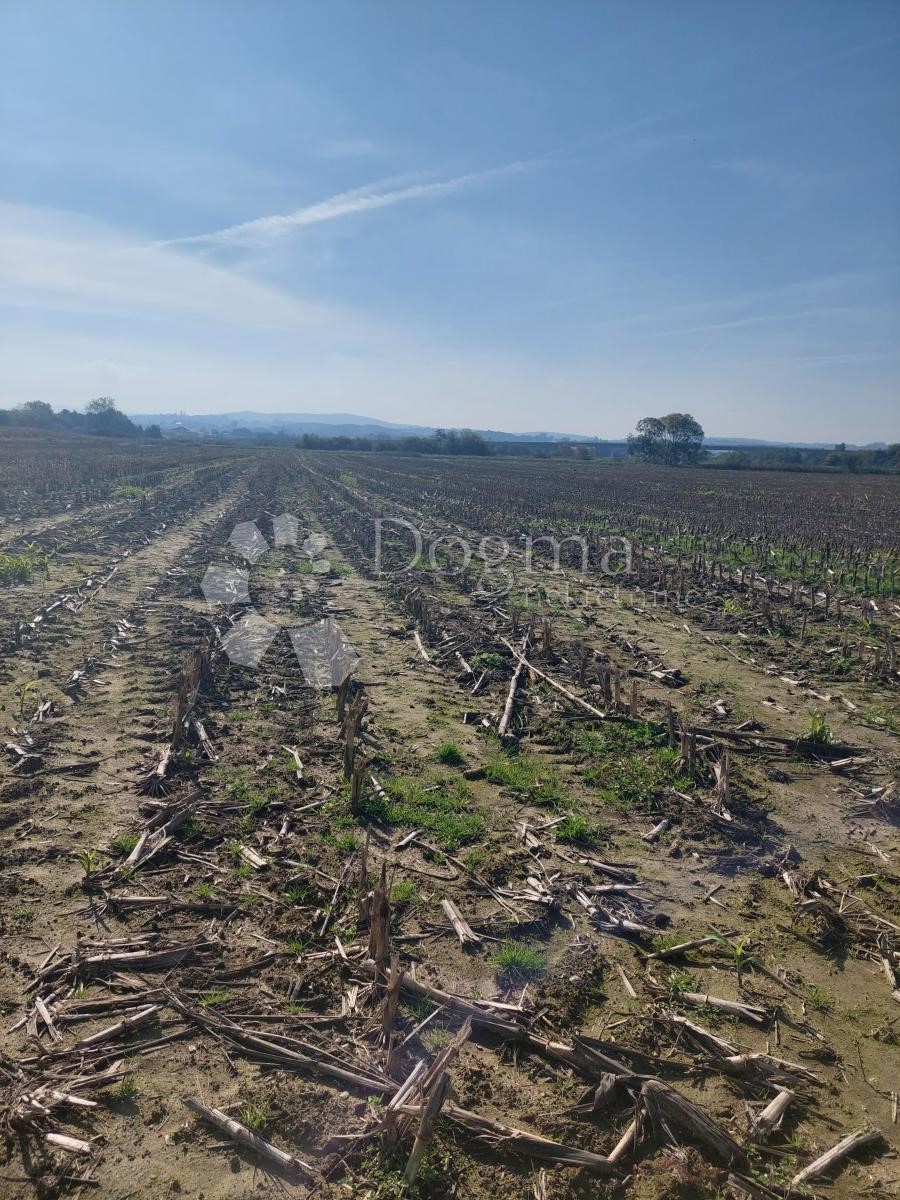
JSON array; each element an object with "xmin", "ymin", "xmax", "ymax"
[
  {"xmin": 59, "ymin": 406, "xmax": 885, "ymax": 447},
  {"xmin": 2, "ymin": 2, "xmax": 898, "ymax": 442}
]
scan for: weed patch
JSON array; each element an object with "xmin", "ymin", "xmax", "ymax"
[
  {"xmin": 239, "ymin": 1100, "xmax": 269, "ymax": 1130},
  {"xmin": 484, "ymin": 749, "xmax": 563, "ymax": 805},
  {"xmin": 555, "ymin": 813, "xmax": 602, "ymax": 846},
  {"xmin": 806, "ymin": 984, "xmax": 833, "ymax": 1011},
  {"xmin": 390, "ymin": 880, "xmax": 418, "ymax": 905},
  {"xmin": 668, "ymin": 969, "xmax": 697, "ymax": 996},
  {"xmin": 434, "ymin": 740, "xmax": 464, "ymax": 767},
  {"xmin": 199, "ymin": 990, "xmax": 229, "ymax": 1007},
  {"xmin": 493, "ymin": 943, "xmax": 545, "ymax": 981},
  {"xmin": 806, "ymin": 712, "xmax": 832, "ymax": 745},
  {"xmin": 0, "ymin": 551, "xmax": 47, "ymax": 585},
  {"xmin": 361, "ymin": 775, "xmax": 485, "ymax": 850},
  {"xmin": 109, "ymin": 833, "xmax": 139, "ymax": 857},
  {"xmin": 571, "ymin": 723, "xmax": 692, "ymax": 810}
]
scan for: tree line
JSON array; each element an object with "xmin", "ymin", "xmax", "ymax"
[
  {"xmin": 710, "ymin": 442, "xmax": 900, "ymax": 473},
  {"xmin": 296, "ymin": 430, "xmax": 612, "ymax": 458},
  {"xmin": 0, "ymin": 399, "xmax": 161, "ymax": 439},
  {"xmin": 4, "ymin": 400, "xmax": 890, "ymax": 472},
  {"xmin": 297, "ymin": 428, "xmax": 493, "ymax": 454},
  {"xmin": 625, "ymin": 413, "xmax": 897, "ymax": 473}
]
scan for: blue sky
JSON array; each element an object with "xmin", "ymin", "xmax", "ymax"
[{"xmin": 1, "ymin": 1, "xmax": 898, "ymax": 441}]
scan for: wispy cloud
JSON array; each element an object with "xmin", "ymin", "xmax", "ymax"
[
  {"xmin": 159, "ymin": 160, "xmax": 538, "ymax": 248},
  {"xmin": 0, "ymin": 202, "xmax": 386, "ymax": 343},
  {"xmin": 645, "ymin": 305, "xmax": 859, "ymax": 339},
  {"xmin": 586, "ymin": 270, "xmax": 891, "ymax": 337}
]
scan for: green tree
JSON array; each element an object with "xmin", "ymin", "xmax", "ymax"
[
  {"xmin": 15, "ymin": 400, "xmax": 55, "ymax": 427},
  {"xmin": 85, "ymin": 397, "xmax": 137, "ymax": 437},
  {"xmin": 627, "ymin": 413, "xmax": 704, "ymax": 465},
  {"xmin": 85, "ymin": 396, "xmax": 118, "ymax": 415}
]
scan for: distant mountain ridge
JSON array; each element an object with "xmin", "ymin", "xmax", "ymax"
[
  {"xmin": 129, "ymin": 411, "xmax": 601, "ymax": 442},
  {"xmin": 128, "ymin": 411, "xmax": 888, "ymax": 450}
]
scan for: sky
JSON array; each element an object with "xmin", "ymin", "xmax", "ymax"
[{"xmin": 1, "ymin": 1, "xmax": 898, "ymax": 442}]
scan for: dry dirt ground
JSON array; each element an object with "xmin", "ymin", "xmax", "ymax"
[{"xmin": 1, "ymin": 447, "xmax": 898, "ymax": 1200}]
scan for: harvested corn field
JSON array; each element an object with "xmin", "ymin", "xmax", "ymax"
[{"xmin": 1, "ymin": 433, "xmax": 899, "ymax": 1200}]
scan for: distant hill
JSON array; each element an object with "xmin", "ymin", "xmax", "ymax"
[
  {"xmin": 705, "ymin": 436, "xmax": 888, "ymax": 450},
  {"xmin": 130, "ymin": 411, "xmax": 601, "ymax": 443},
  {"xmin": 128, "ymin": 410, "xmax": 888, "ymax": 451}
]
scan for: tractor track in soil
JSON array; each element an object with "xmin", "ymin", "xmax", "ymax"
[{"xmin": 1, "ymin": 467, "xmax": 267, "ymax": 977}]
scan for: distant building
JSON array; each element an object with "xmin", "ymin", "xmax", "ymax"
[{"xmin": 163, "ymin": 422, "xmax": 202, "ymax": 440}]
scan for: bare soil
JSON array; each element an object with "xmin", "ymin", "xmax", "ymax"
[{"xmin": 1, "ymin": 445, "xmax": 898, "ymax": 1200}]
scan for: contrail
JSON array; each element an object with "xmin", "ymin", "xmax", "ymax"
[{"xmin": 159, "ymin": 160, "xmax": 537, "ymax": 248}]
